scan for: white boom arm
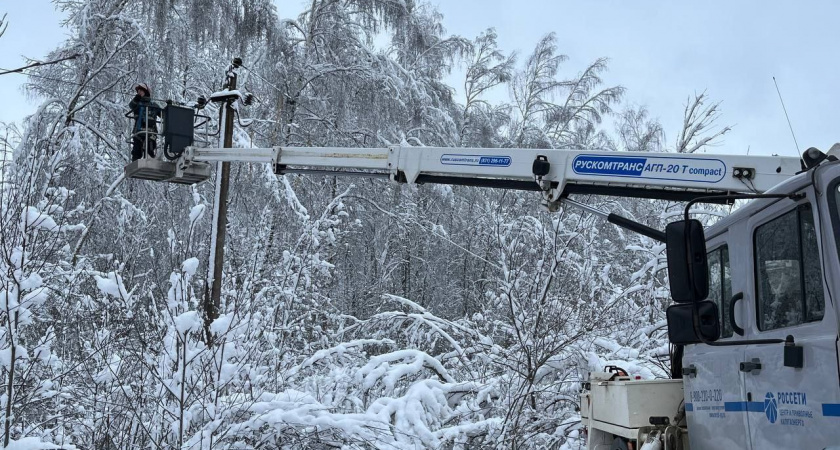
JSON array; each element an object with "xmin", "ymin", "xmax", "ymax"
[{"xmin": 180, "ymin": 145, "xmax": 801, "ymax": 208}]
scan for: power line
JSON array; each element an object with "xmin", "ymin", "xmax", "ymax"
[
  {"xmin": 0, "ymin": 66, "xmax": 175, "ymax": 103},
  {"xmin": 0, "ymin": 54, "xmax": 80, "ymax": 76},
  {"xmin": 1, "ymin": 67, "xmax": 136, "ymax": 99},
  {"xmin": 241, "ymin": 64, "xmax": 290, "ymax": 99},
  {"xmin": 4, "ymin": 65, "xmax": 278, "ymax": 122}
]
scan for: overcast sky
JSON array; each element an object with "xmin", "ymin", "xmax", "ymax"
[
  {"xmin": 2, "ymin": 1, "xmax": 838, "ymax": 157},
  {"xmin": 0, "ymin": 1, "xmax": 67, "ymax": 123}
]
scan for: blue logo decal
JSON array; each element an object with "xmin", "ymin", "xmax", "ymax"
[
  {"xmin": 571, "ymin": 154, "xmax": 727, "ymax": 183},
  {"xmin": 440, "ymin": 154, "xmax": 511, "ymax": 167},
  {"xmin": 765, "ymin": 392, "xmax": 778, "ymax": 424},
  {"xmin": 572, "ymin": 155, "xmax": 646, "ymax": 176}
]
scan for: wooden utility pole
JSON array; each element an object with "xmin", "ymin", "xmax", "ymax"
[{"xmin": 205, "ymin": 57, "xmax": 241, "ymax": 342}]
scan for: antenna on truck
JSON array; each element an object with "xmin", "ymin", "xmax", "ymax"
[{"xmin": 772, "ymin": 76, "xmax": 805, "ymax": 167}]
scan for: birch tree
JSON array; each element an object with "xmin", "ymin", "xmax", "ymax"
[{"xmin": 0, "ymin": 0, "xmax": 715, "ymax": 447}]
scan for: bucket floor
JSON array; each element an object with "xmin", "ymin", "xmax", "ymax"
[{"xmin": 124, "ymin": 159, "xmax": 211, "ymax": 185}]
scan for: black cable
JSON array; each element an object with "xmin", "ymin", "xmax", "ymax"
[
  {"xmin": 0, "ymin": 66, "xmax": 174, "ymax": 103},
  {"xmin": 240, "ymin": 64, "xmax": 287, "ymax": 98},
  {"xmin": 0, "ymin": 53, "xmax": 80, "ymax": 76},
  {"xmin": 670, "ymin": 344, "xmax": 683, "ymax": 379},
  {"xmin": 233, "ymin": 109, "xmax": 251, "ymax": 128}
]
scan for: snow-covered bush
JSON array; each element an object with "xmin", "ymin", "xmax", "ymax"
[{"xmin": 0, "ymin": 0, "xmax": 738, "ymax": 447}]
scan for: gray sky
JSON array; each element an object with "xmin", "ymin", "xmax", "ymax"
[
  {"xmin": 431, "ymin": 0, "xmax": 840, "ymax": 157},
  {"xmin": 3, "ymin": 1, "xmax": 838, "ymax": 157},
  {"xmin": 0, "ymin": 1, "xmax": 66, "ymax": 124}
]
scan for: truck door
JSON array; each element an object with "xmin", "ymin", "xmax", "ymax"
[
  {"xmin": 682, "ymin": 236, "xmax": 753, "ymax": 449},
  {"xmin": 743, "ymin": 195, "xmax": 840, "ymax": 448}
]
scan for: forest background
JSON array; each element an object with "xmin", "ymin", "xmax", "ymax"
[{"xmin": 0, "ymin": 1, "xmax": 736, "ymax": 448}]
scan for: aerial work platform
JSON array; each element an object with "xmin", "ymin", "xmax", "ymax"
[
  {"xmin": 124, "ymin": 158, "xmax": 211, "ymax": 185},
  {"xmin": 124, "ymin": 102, "xmax": 213, "ymax": 184}
]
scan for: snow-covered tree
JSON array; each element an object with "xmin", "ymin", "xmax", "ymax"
[{"xmin": 1, "ymin": 0, "xmax": 725, "ymax": 447}]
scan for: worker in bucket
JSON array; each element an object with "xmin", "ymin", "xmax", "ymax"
[{"xmin": 129, "ymin": 83, "xmax": 161, "ymax": 161}]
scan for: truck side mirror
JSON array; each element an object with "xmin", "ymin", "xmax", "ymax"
[
  {"xmin": 665, "ymin": 219, "xmax": 709, "ymax": 303},
  {"xmin": 666, "ymin": 301, "xmax": 720, "ymax": 344}
]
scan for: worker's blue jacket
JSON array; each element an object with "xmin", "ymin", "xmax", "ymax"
[{"xmin": 129, "ymin": 95, "xmax": 161, "ymax": 136}]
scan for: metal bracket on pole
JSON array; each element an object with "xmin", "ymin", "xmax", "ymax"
[{"xmin": 541, "ymin": 186, "xmax": 565, "ymax": 212}]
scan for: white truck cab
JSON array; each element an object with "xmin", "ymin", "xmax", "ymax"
[
  {"xmin": 584, "ymin": 151, "xmax": 840, "ymax": 450},
  {"xmin": 681, "ymin": 157, "xmax": 840, "ymax": 449}
]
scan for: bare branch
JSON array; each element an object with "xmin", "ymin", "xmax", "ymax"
[{"xmin": 675, "ymin": 92, "xmax": 732, "ymax": 153}]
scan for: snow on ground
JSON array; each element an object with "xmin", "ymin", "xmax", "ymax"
[{"xmin": 5, "ymin": 437, "xmax": 74, "ymax": 450}]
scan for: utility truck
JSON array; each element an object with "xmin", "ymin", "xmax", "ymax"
[{"xmin": 125, "ymin": 89, "xmax": 840, "ymax": 449}]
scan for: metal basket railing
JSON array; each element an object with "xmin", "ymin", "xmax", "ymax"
[
  {"xmin": 125, "ymin": 103, "xmax": 163, "ymax": 161},
  {"xmin": 126, "ymin": 101, "xmax": 213, "ymax": 162}
]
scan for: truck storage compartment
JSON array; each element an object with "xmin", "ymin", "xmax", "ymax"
[{"xmin": 586, "ymin": 378, "xmax": 684, "ymax": 429}]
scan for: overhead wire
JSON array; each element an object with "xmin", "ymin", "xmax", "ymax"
[
  {"xmin": 1, "ymin": 64, "xmax": 282, "ymax": 130},
  {"xmin": 3, "ymin": 64, "xmax": 302, "ymax": 147},
  {"xmin": 1, "ymin": 66, "xmax": 229, "ymax": 156},
  {"xmin": 240, "ymin": 64, "xmax": 288, "ymax": 98},
  {"xmin": 0, "ymin": 53, "xmax": 81, "ymax": 76},
  {"xmin": 0, "ymin": 66, "xmax": 185, "ymax": 104},
  {"xmin": 2, "ymin": 66, "xmax": 222, "ymax": 142},
  {"xmin": 3, "ymin": 60, "xmax": 282, "ymax": 106},
  {"xmin": 1, "ymin": 67, "xmax": 133, "ymax": 99}
]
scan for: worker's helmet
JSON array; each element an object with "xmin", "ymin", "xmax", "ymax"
[{"xmin": 135, "ymin": 83, "xmax": 151, "ymax": 97}]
